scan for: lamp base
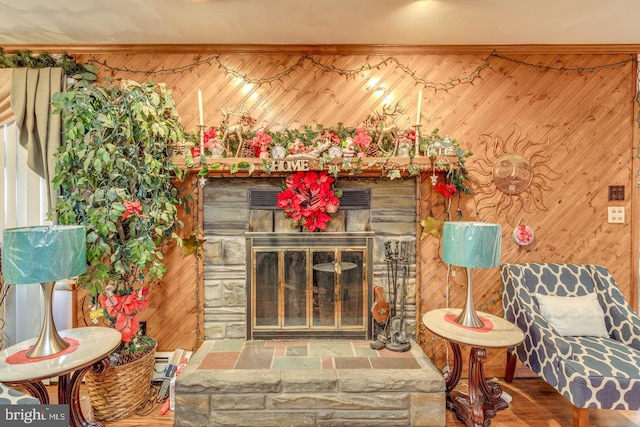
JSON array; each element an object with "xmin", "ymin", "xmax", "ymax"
[
  {"xmin": 454, "ymin": 304, "xmax": 484, "ymax": 328},
  {"xmin": 454, "ymin": 267, "xmax": 485, "ymax": 329},
  {"xmin": 26, "ymin": 281, "xmax": 70, "ymax": 358}
]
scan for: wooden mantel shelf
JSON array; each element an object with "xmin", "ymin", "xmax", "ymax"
[{"xmin": 171, "ymin": 155, "xmax": 456, "ymax": 178}]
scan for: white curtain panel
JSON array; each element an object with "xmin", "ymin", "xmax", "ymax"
[{"xmin": 1, "ymin": 120, "xmax": 72, "ymax": 348}]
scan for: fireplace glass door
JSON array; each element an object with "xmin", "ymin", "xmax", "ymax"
[{"xmin": 248, "ymin": 233, "xmax": 373, "ymax": 339}]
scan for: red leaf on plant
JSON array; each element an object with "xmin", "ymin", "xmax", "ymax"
[{"xmin": 122, "ymin": 200, "xmax": 144, "ymax": 220}]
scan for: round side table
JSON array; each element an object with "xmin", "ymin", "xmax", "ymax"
[
  {"xmin": 423, "ymin": 308, "xmax": 524, "ymax": 427},
  {"xmin": 0, "ymin": 327, "xmax": 121, "ymax": 427}
]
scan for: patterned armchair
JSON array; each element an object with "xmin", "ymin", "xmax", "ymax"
[
  {"xmin": 0, "ymin": 383, "xmax": 39, "ymax": 404},
  {"xmin": 502, "ymin": 263, "xmax": 640, "ymax": 427}
]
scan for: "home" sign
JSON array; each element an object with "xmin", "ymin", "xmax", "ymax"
[{"xmin": 268, "ymin": 159, "xmax": 310, "ymax": 172}]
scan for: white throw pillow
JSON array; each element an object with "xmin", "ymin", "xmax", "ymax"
[{"xmin": 535, "ymin": 293, "xmax": 609, "ymax": 337}]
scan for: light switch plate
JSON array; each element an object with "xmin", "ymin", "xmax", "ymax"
[
  {"xmin": 608, "ymin": 206, "xmax": 625, "ymax": 224},
  {"xmin": 608, "ymin": 186, "xmax": 625, "ymax": 201}
]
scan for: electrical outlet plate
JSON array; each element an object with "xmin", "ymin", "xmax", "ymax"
[{"xmin": 608, "ymin": 207, "xmax": 625, "ymax": 224}]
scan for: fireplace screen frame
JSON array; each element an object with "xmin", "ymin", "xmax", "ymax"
[{"xmin": 245, "ymin": 232, "xmax": 374, "ymax": 340}]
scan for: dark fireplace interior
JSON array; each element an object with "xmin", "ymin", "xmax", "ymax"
[{"xmin": 246, "ymin": 232, "xmax": 374, "ymax": 339}]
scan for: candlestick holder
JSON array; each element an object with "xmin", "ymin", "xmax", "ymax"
[
  {"xmin": 198, "ymin": 124, "xmax": 205, "ymax": 158},
  {"xmin": 413, "ymin": 124, "xmax": 421, "ymax": 157}
]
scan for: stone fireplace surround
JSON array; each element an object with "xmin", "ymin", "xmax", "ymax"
[
  {"xmin": 175, "ymin": 176, "xmax": 448, "ymax": 427},
  {"xmin": 202, "ymin": 176, "xmax": 418, "ymax": 342},
  {"xmin": 175, "ymin": 339, "xmax": 446, "ymax": 426}
]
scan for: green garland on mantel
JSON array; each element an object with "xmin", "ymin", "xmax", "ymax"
[{"xmin": 0, "ymin": 48, "xmax": 91, "ymax": 76}]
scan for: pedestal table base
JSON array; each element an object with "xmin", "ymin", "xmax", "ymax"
[{"xmin": 445, "ymin": 342, "xmax": 508, "ymax": 427}]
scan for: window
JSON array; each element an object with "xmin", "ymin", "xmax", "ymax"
[{"xmin": 1, "ymin": 121, "xmax": 52, "ymax": 346}]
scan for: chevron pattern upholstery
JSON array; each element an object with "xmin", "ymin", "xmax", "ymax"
[{"xmin": 502, "ymin": 263, "xmax": 640, "ymax": 426}]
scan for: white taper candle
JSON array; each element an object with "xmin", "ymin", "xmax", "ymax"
[
  {"xmin": 416, "ymin": 89, "xmax": 423, "ymax": 125},
  {"xmin": 198, "ymin": 89, "xmax": 204, "ymax": 126}
]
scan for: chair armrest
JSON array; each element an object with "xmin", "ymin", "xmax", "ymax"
[
  {"xmin": 502, "ymin": 264, "xmax": 573, "ymax": 361},
  {"xmin": 608, "ymin": 305, "xmax": 640, "ymax": 350},
  {"xmin": 517, "ymin": 306, "xmax": 573, "ymax": 360},
  {"xmin": 590, "ymin": 265, "xmax": 640, "ymax": 348},
  {"xmin": 510, "ymin": 306, "xmax": 572, "ymax": 389},
  {"xmin": 502, "ymin": 263, "xmax": 572, "ymax": 386}
]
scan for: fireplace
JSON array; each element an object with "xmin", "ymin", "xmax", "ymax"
[
  {"xmin": 246, "ymin": 232, "xmax": 374, "ymax": 339},
  {"xmin": 202, "ymin": 177, "xmax": 417, "ymax": 342}
]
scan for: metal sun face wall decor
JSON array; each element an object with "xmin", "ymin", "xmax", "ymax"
[
  {"xmin": 470, "ymin": 123, "xmax": 561, "ymax": 226},
  {"xmin": 492, "ymin": 153, "xmax": 533, "ymax": 195}
]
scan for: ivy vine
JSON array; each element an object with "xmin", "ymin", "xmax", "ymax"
[{"xmin": 0, "ymin": 48, "xmax": 93, "ymax": 76}]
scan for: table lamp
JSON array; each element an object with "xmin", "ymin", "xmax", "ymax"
[
  {"xmin": 442, "ymin": 221, "xmax": 501, "ymax": 328},
  {"xmin": 2, "ymin": 225, "xmax": 86, "ymax": 358}
]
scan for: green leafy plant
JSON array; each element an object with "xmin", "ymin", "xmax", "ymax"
[{"xmin": 52, "ymin": 78, "xmax": 185, "ymax": 343}]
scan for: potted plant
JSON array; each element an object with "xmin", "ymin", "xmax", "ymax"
[{"xmin": 51, "ymin": 76, "xmax": 185, "ymax": 421}]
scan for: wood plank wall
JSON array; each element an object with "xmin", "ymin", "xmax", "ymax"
[{"xmin": 64, "ymin": 48, "xmax": 637, "ymax": 377}]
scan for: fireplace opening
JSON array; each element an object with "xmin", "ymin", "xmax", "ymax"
[{"xmin": 246, "ymin": 232, "xmax": 374, "ymax": 340}]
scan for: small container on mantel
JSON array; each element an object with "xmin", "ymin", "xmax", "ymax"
[
  {"xmin": 328, "ymin": 145, "xmax": 343, "ymax": 159},
  {"xmin": 271, "ymin": 145, "xmax": 287, "ymax": 159},
  {"xmin": 342, "ymin": 147, "xmax": 355, "ymax": 158},
  {"xmin": 210, "ymin": 145, "xmax": 225, "ymax": 158},
  {"xmin": 397, "ymin": 141, "xmax": 412, "ymax": 157}
]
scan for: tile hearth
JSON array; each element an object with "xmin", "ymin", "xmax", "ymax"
[{"xmin": 175, "ymin": 339, "xmax": 446, "ymax": 427}]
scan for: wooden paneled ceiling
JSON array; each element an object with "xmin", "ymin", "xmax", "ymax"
[{"xmin": 1, "ymin": 0, "xmax": 640, "ymax": 46}]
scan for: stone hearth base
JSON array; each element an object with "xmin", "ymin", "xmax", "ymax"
[{"xmin": 175, "ymin": 339, "xmax": 445, "ymax": 427}]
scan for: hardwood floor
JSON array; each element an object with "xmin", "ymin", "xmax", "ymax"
[
  {"xmin": 467, "ymin": 378, "xmax": 640, "ymax": 427},
  {"xmin": 46, "ymin": 377, "xmax": 640, "ymax": 426}
]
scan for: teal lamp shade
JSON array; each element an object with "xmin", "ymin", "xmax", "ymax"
[
  {"xmin": 2, "ymin": 225, "xmax": 86, "ymax": 285},
  {"xmin": 2, "ymin": 225, "xmax": 86, "ymax": 358},
  {"xmin": 441, "ymin": 221, "xmax": 502, "ymax": 328},
  {"xmin": 442, "ymin": 222, "xmax": 501, "ymax": 268}
]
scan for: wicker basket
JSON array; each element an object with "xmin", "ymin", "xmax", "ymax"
[{"xmin": 85, "ymin": 338, "xmax": 156, "ymax": 422}]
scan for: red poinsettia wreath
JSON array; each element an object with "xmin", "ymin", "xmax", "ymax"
[{"xmin": 276, "ymin": 171, "xmax": 341, "ymax": 232}]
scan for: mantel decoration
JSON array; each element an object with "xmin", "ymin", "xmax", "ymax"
[
  {"xmin": 174, "ymin": 96, "xmax": 472, "ymax": 183},
  {"xmin": 51, "ymin": 75, "xmax": 185, "ymax": 421},
  {"xmin": 276, "ymin": 171, "xmax": 342, "ymax": 232},
  {"xmin": 420, "ymin": 130, "xmax": 473, "ymax": 239},
  {"xmin": 182, "ymin": 102, "xmax": 417, "ymax": 165}
]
